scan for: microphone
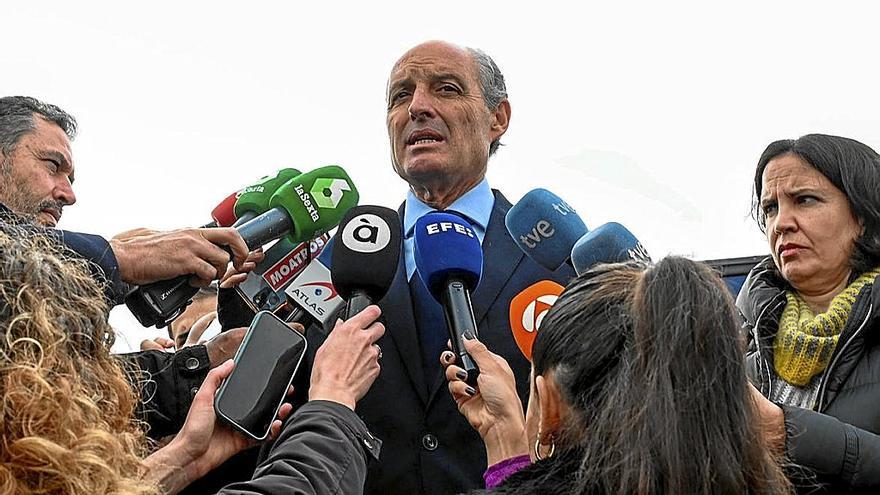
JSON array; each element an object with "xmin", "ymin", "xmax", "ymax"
[
  {"xmin": 505, "ymin": 188, "xmax": 587, "ymax": 271},
  {"xmin": 207, "ymin": 190, "xmax": 240, "ymax": 228},
  {"xmin": 125, "ymin": 165, "xmax": 359, "ymax": 328},
  {"xmin": 235, "ymin": 234, "xmax": 330, "ymax": 313},
  {"xmin": 330, "ymin": 206, "xmax": 402, "ymax": 319},
  {"xmin": 508, "ymin": 280, "xmax": 565, "ymax": 361},
  {"xmin": 281, "ymin": 257, "xmax": 345, "ymax": 328},
  {"xmin": 414, "ymin": 212, "xmax": 482, "ymax": 385},
  {"xmin": 570, "ymin": 222, "xmax": 651, "ymax": 276},
  {"xmin": 232, "ymin": 168, "xmax": 302, "ymax": 227}
]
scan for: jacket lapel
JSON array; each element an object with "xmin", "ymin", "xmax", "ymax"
[
  {"xmin": 380, "ymin": 252, "xmax": 429, "ymax": 405},
  {"xmin": 471, "ymin": 191, "xmax": 524, "ymax": 324}
]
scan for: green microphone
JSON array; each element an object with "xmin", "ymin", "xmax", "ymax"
[
  {"xmin": 237, "ymin": 165, "xmax": 360, "ymax": 248},
  {"xmin": 232, "ymin": 168, "xmax": 302, "ymax": 227},
  {"xmin": 125, "ymin": 165, "xmax": 358, "ymax": 328}
]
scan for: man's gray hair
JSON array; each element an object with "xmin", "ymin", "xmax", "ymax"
[
  {"xmin": 0, "ymin": 96, "xmax": 77, "ymax": 157},
  {"xmin": 467, "ymin": 47, "xmax": 507, "ymax": 156}
]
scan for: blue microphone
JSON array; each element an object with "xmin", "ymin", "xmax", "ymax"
[
  {"xmin": 505, "ymin": 188, "xmax": 587, "ymax": 270},
  {"xmin": 570, "ymin": 222, "xmax": 651, "ymax": 276},
  {"xmin": 414, "ymin": 212, "xmax": 482, "ymax": 385}
]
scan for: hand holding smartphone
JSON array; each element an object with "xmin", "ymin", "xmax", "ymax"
[{"xmin": 214, "ymin": 311, "xmax": 307, "ymax": 440}]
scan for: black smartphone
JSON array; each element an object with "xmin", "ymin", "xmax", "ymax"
[{"xmin": 214, "ymin": 310, "xmax": 307, "ymax": 440}]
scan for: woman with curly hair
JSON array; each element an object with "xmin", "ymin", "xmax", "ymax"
[
  {"xmin": 0, "ymin": 230, "xmax": 154, "ymax": 494},
  {"xmin": 0, "ymin": 228, "xmax": 385, "ymax": 494}
]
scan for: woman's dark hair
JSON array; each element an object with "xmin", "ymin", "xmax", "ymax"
[
  {"xmin": 752, "ymin": 133, "xmax": 880, "ymax": 276},
  {"xmin": 495, "ymin": 257, "xmax": 791, "ymax": 495}
]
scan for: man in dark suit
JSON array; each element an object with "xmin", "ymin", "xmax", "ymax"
[{"xmin": 284, "ymin": 41, "xmax": 575, "ymax": 495}]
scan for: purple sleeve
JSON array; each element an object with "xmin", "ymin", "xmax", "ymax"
[{"xmin": 483, "ymin": 454, "xmax": 532, "ymax": 490}]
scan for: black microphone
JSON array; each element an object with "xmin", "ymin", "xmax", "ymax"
[
  {"xmin": 413, "ymin": 212, "xmax": 483, "ymax": 385},
  {"xmin": 330, "ymin": 206, "xmax": 402, "ymax": 320}
]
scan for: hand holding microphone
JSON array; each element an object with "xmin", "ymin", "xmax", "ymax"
[
  {"xmin": 441, "ymin": 337, "xmax": 528, "ymax": 465},
  {"xmin": 414, "ymin": 212, "xmax": 483, "ymax": 386},
  {"xmin": 126, "ymin": 165, "xmax": 359, "ymax": 328}
]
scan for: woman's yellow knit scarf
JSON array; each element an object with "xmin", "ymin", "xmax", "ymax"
[{"xmin": 773, "ymin": 268, "xmax": 880, "ymax": 386}]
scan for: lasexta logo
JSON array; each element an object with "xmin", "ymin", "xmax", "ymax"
[{"xmin": 311, "ymin": 178, "xmax": 352, "ymax": 208}]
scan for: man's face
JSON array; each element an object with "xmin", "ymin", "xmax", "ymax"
[
  {"xmin": 0, "ymin": 116, "xmax": 76, "ymax": 227},
  {"xmin": 386, "ymin": 41, "xmax": 507, "ymax": 196}
]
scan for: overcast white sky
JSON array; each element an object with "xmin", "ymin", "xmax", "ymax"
[{"xmin": 5, "ymin": 1, "xmax": 880, "ymax": 350}]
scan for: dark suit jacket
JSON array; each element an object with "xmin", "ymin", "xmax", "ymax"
[{"xmin": 290, "ymin": 190, "xmax": 575, "ymax": 495}]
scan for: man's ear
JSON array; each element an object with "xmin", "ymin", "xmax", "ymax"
[
  {"xmin": 535, "ymin": 372, "xmax": 563, "ymax": 443},
  {"xmin": 489, "ymin": 99, "xmax": 511, "ymax": 141}
]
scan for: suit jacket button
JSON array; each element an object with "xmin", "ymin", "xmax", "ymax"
[{"xmin": 421, "ymin": 433, "xmax": 438, "ymax": 451}]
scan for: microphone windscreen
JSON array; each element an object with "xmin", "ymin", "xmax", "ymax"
[
  {"xmin": 505, "ymin": 188, "xmax": 587, "ymax": 271},
  {"xmin": 508, "ymin": 280, "xmax": 565, "ymax": 361},
  {"xmin": 234, "ymin": 168, "xmax": 302, "ymax": 218},
  {"xmin": 270, "ymin": 165, "xmax": 359, "ymax": 243},
  {"xmin": 331, "ymin": 205, "xmax": 402, "ymax": 302},
  {"xmin": 414, "ymin": 212, "xmax": 482, "ymax": 301},
  {"xmin": 212, "ymin": 191, "xmax": 240, "ymax": 227},
  {"xmin": 570, "ymin": 222, "xmax": 651, "ymax": 275}
]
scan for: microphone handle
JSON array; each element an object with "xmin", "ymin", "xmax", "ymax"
[
  {"xmin": 231, "ymin": 210, "xmax": 258, "ymax": 228},
  {"xmin": 127, "ymin": 207, "xmax": 295, "ymax": 328},
  {"xmin": 284, "ymin": 306, "xmax": 306, "ymax": 324},
  {"xmin": 343, "ymin": 290, "xmax": 372, "ymax": 320},
  {"xmin": 441, "ymin": 277, "xmax": 480, "ymax": 386},
  {"xmin": 236, "ymin": 207, "xmax": 294, "ymax": 249}
]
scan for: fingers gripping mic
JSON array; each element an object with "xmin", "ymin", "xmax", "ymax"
[
  {"xmin": 414, "ymin": 212, "xmax": 483, "ymax": 385},
  {"xmin": 126, "ymin": 166, "xmax": 359, "ymax": 328},
  {"xmin": 570, "ymin": 222, "xmax": 651, "ymax": 275},
  {"xmin": 232, "ymin": 168, "xmax": 302, "ymax": 227},
  {"xmin": 330, "ymin": 206, "xmax": 402, "ymax": 320},
  {"xmin": 505, "ymin": 188, "xmax": 587, "ymax": 271}
]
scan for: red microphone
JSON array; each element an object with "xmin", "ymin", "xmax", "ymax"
[{"xmin": 207, "ymin": 190, "xmax": 241, "ymax": 228}]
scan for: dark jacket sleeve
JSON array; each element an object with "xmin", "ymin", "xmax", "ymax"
[
  {"xmin": 783, "ymin": 405, "xmax": 880, "ymax": 492},
  {"xmin": 0, "ymin": 206, "xmax": 127, "ymax": 304},
  {"xmin": 217, "ymin": 400, "xmax": 381, "ymax": 495},
  {"xmin": 52, "ymin": 229, "xmax": 128, "ymax": 305},
  {"xmin": 117, "ymin": 345, "xmax": 211, "ymax": 439}
]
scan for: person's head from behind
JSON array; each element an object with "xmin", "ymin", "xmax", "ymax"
[
  {"xmin": 0, "ymin": 229, "xmax": 155, "ymax": 494},
  {"xmin": 522, "ymin": 256, "xmax": 789, "ymax": 494},
  {"xmin": 752, "ymin": 134, "xmax": 880, "ymax": 294},
  {"xmin": 386, "ymin": 40, "xmax": 511, "ymax": 209},
  {"xmin": 0, "ymin": 96, "xmax": 77, "ymax": 227}
]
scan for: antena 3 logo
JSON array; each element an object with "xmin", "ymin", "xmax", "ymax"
[
  {"xmin": 508, "ymin": 280, "xmax": 565, "ymax": 360},
  {"xmin": 341, "ymin": 213, "xmax": 391, "ymax": 253}
]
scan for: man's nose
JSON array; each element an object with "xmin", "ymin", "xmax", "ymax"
[
  {"xmin": 55, "ymin": 176, "xmax": 76, "ymax": 206},
  {"xmin": 408, "ymin": 87, "xmax": 436, "ymax": 120}
]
